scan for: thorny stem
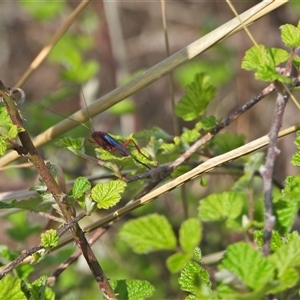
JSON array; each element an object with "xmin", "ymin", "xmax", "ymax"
[
  {"xmin": 260, "ymin": 88, "xmax": 289, "ymax": 256},
  {"xmin": 0, "ymin": 81, "xmax": 116, "ymax": 299},
  {"xmin": 260, "ymin": 49, "xmax": 298, "ymax": 256}
]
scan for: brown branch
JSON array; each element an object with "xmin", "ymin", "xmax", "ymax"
[
  {"xmin": 260, "ymin": 49, "xmax": 298, "ymax": 256},
  {"xmin": 261, "ymin": 88, "xmax": 289, "ymax": 256},
  {"xmin": 0, "ymin": 81, "xmax": 115, "ymax": 299}
]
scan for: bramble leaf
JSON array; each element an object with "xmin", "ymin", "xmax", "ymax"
[
  {"xmin": 0, "ymin": 275, "xmax": 26, "ymax": 300},
  {"xmin": 179, "ymin": 248, "xmax": 211, "ymax": 299},
  {"xmin": 56, "ymin": 137, "xmax": 85, "ymax": 155},
  {"xmin": 211, "ymin": 133, "xmax": 244, "ymax": 154},
  {"xmin": 91, "ymin": 180, "xmax": 126, "ymax": 209},
  {"xmin": 111, "ymin": 279, "xmax": 155, "ymax": 300},
  {"xmin": 179, "ymin": 218, "xmax": 202, "ymax": 253},
  {"xmin": 196, "ymin": 116, "xmax": 218, "ymax": 131},
  {"xmin": 41, "ymin": 229, "xmax": 59, "ymax": 249},
  {"xmin": 72, "ymin": 177, "xmax": 91, "ymax": 198},
  {"xmin": 175, "ymin": 73, "xmax": 216, "ymax": 121},
  {"xmin": 167, "ymin": 252, "xmax": 191, "ymax": 273},
  {"xmin": 280, "ymin": 22, "xmax": 300, "ymax": 48},
  {"xmin": 269, "ymin": 237, "xmax": 300, "ymax": 277},
  {"xmin": 198, "ymin": 191, "xmax": 244, "ymax": 224},
  {"xmin": 119, "ymin": 214, "xmax": 176, "ymax": 253},
  {"xmin": 242, "ymin": 45, "xmax": 290, "ymax": 82},
  {"xmin": 219, "ymin": 242, "xmax": 274, "ymax": 290},
  {"xmin": 19, "ymin": 0, "xmax": 65, "ymax": 21}
]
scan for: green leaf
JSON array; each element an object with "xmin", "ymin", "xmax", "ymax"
[
  {"xmin": 56, "ymin": 137, "xmax": 85, "ymax": 155},
  {"xmin": 254, "ymin": 230, "xmax": 298, "ymax": 253},
  {"xmin": 26, "ymin": 276, "xmax": 55, "ymax": 300},
  {"xmin": 0, "ymin": 139, "xmax": 7, "ymax": 156},
  {"xmin": 242, "ymin": 45, "xmax": 290, "ymax": 82},
  {"xmin": 198, "ymin": 191, "xmax": 244, "ymax": 223},
  {"xmin": 212, "ymin": 132, "xmax": 244, "ymax": 154},
  {"xmin": 134, "ymin": 127, "xmax": 172, "ymax": 141},
  {"xmin": 180, "ymin": 129, "xmax": 201, "ymax": 144},
  {"xmin": 0, "ymin": 275, "xmax": 26, "ymax": 300},
  {"xmin": 41, "ymin": 229, "xmax": 59, "ymax": 249},
  {"xmin": 119, "ymin": 214, "xmax": 176, "ymax": 253},
  {"xmin": 255, "ymin": 64, "xmax": 291, "ymax": 83},
  {"xmin": 196, "ymin": 116, "xmax": 218, "ymax": 131},
  {"xmin": 79, "ymin": 195, "xmax": 96, "ymax": 215},
  {"xmin": 268, "ymin": 267, "xmax": 299, "ymax": 294},
  {"xmin": 242, "ymin": 45, "xmax": 267, "ymax": 71},
  {"xmin": 179, "ymin": 218, "xmax": 202, "ymax": 253},
  {"xmin": 13, "ymin": 198, "xmax": 53, "ymax": 213},
  {"xmin": 291, "ymin": 152, "xmax": 300, "ymax": 166},
  {"xmin": 166, "ymin": 252, "xmax": 191, "ymax": 273},
  {"xmin": 274, "ymin": 200, "xmax": 298, "ymax": 235},
  {"xmin": 269, "ymin": 237, "xmax": 300, "ymax": 277},
  {"xmin": 109, "ymin": 99, "xmax": 136, "ymax": 115},
  {"xmin": 293, "ymin": 131, "xmax": 300, "ymax": 150},
  {"xmin": 20, "ymin": 0, "xmax": 65, "ymax": 21},
  {"xmin": 111, "ymin": 279, "xmax": 155, "ymax": 300},
  {"xmin": 7, "ymin": 124, "xmax": 19, "ymax": 139},
  {"xmin": 242, "ymin": 45, "xmax": 289, "ymax": 71},
  {"xmin": 175, "ymin": 73, "xmax": 216, "ymax": 121},
  {"xmin": 179, "ymin": 248, "xmax": 211, "ymax": 298},
  {"xmin": 72, "ymin": 177, "xmax": 91, "ymax": 198},
  {"xmin": 61, "ymin": 60, "xmax": 99, "ymax": 84},
  {"xmin": 219, "ymin": 242, "xmax": 274, "ymax": 290},
  {"xmin": 16, "ymin": 264, "xmax": 34, "ymax": 280},
  {"xmin": 91, "ymin": 180, "xmax": 126, "ymax": 209},
  {"xmin": 0, "ymin": 200, "xmax": 14, "ymax": 209},
  {"xmin": 282, "ymin": 174, "xmax": 300, "ymax": 202},
  {"xmin": 280, "ymin": 23, "xmax": 300, "ymax": 48}
]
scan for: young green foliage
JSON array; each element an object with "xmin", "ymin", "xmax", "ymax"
[
  {"xmin": 280, "ymin": 21, "xmax": 300, "ymax": 48},
  {"xmin": 109, "ymin": 279, "xmax": 155, "ymax": 300},
  {"xmin": 179, "ymin": 248, "xmax": 211, "ymax": 299},
  {"xmin": 198, "ymin": 191, "xmax": 245, "ymax": 228},
  {"xmin": 0, "ymin": 275, "xmax": 27, "ymax": 300},
  {"xmin": 167, "ymin": 218, "xmax": 202, "ymax": 273},
  {"xmin": 91, "ymin": 180, "xmax": 126, "ymax": 209},
  {"xmin": 291, "ymin": 131, "xmax": 300, "ymax": 166},
  {"xmin": 242, "ymin": 44, "xmax": 290, "ymax": 83},
  {"xmin": 19, "ymin": 0, "xmax": 65, "ymax": 21},
  {"xmin": 119, "ymin": 214, "xmax": 177, "ymax": 253},
  {"xmin": 175, "ymin": 73, "xmax": 216, "ymax": 121},
  {"xmin": 49, "ymin": 34, "xmax": 99, "ymax": 84},
  {"xmin": 41, "ymin": 229, "xmax": 59, "ymax": 249},
  {"xmin": 211, "ymin": 132, "xmax": 245, "ymax": 154},
  {"xmin": 0, "ymin": 198, "xmax": 53, "ymax": 214},
  {"xmin": 0, "ymin": 103, "xmax": 20, "ymax": 156},
  {"xmin": 71, "ymin": 177, "xmax": 91, "ymax": 198},
  {"xmin": 21, "ymin": 276, "xmax": 55, "ymax": 300},
  {"xmin": 56, "ymin": 137, "xmax": 85, "ymax": 156}
]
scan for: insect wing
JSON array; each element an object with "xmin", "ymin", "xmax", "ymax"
[{"xmin": 103, "ymin": 133, "xmax": 131, "ymax": 156}]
